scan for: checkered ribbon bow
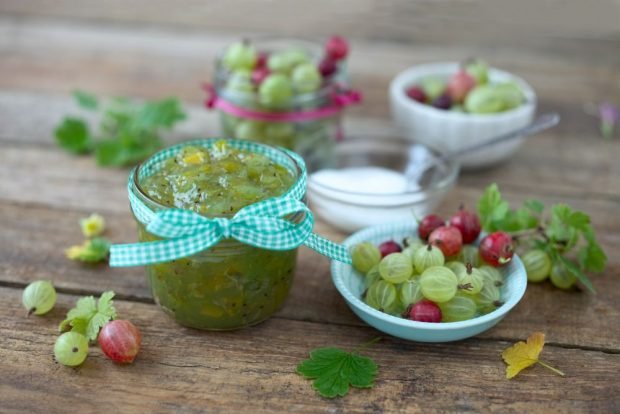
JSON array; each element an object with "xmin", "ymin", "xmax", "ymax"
[{"xmin": 109, "ymin": 139, "xmax": 352, "ymax": 267}]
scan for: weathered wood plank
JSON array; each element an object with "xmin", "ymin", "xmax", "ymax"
[
  {"xmin": 2, "ymin": 188, "xmax": 618, "ymax": 350},
  {"xmin": 0, "ymin": 17, "xmax": 618, "ymax": 121},
  {"xmin": 0, "ymin": 0, "xmax": 618, "ymax": 44},
  {"xmin": 1, "ymin": 287, "xmax": 619, "ymax": 414}
]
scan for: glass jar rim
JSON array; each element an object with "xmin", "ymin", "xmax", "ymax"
[{"xmin": 130, "ymin": 138, "xmax": 305, "ymax": 219}]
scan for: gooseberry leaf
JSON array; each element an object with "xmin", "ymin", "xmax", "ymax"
[
  {"xmin": 54, "ymin": 118, "xmax": 91, "ymax": 154},
  {"xmin": 59, "ymin": 291, "xmax": 117, "ymax": 341},
  {"xmin": 297, "ymin": 345, "xmax": 378, "ymax": 398},
  {"xmin": 73, "ymin": 90, "xmax": 99, "ymax": 110},
  {"xmin": 523, "ymin": 199, "xmax": 544, "ymax": 215},
  {"xmin": 502, "ymin": 332, "xmax": 564, "ymax": 379},
  {"xmin": 477, "ymin": 184, "xmax": 510, "ymax": 231},
  {"xmin": 54, "ymin": 93, "xmax": 185, "ymax": 167}
]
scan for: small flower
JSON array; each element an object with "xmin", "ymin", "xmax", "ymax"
[
  {"xmin": 80, "ymin": 213, "xmax": 105, "ymax": 238},
  {"xmin": 599, "ymin": 102, "xmax": 620, "ymax": 139}
]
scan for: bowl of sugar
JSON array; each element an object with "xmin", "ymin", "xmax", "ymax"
[{"xmin": 306, "ymin": 137, "xmax": 459, "ymax": 233}]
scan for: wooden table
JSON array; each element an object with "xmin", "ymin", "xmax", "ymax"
[{"xmin": 1, "ymin": 2, "xmax": 619, "ymax": 413}]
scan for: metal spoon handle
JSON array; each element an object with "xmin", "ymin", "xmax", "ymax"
[{"xmin": 444, "ymin": 112, "xmax": 560, "ymax": 160}]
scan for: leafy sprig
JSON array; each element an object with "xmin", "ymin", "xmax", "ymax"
[
  {"xmin": 54, "ymin": 91, "xmax": 185, "ymax": 167},
  {"xmin": 477, "ymin": 184, "xmax": 607, "ymax": 292},
  {"xmin": 59, "ymin": 291, "xmax": 117, "ymax": 341}
]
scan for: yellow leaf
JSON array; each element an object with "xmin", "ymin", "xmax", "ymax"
[
  {"xmin": 65, "ymin": 243, "xmax": 86, "ymax": 260},
  {"xmin": 502, "ymin": 332, "xmax": 564, "ymax": 379}
]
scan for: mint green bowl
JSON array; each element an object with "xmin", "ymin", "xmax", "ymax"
[{"xmin": 331, "ymin": 222, "xmax": 528, "ymax": 342}]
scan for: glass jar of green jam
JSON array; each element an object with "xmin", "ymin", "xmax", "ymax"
[
  {"xmin": 210, "ymin": 37, "xmax": 356, "ymax": 168},
  {"xmin": 131, "ymin": 140, "xmax": 304, "ymax": 330}
]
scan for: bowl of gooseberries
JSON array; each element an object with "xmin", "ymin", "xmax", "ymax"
[
  {"xmin": 389, "ymin": 60, "xmax": 536, "ymax": 169},
  {"xmin": 331, "ymin": 208, "xmax": 527, "ymax": 342}
]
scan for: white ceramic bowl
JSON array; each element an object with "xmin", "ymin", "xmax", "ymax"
[
  {"xmin": 390, "ymin": 62, "xmax": 536, "ymax": 169},
  {"xmin": 331, "ymin": 222, "xmax": 528, "ymax": 342}
]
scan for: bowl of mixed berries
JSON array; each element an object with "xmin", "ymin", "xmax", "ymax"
[
  {"xmin": 389, "ymin": 60, "xmax": 536, "ymax": 168},
  {"xmin": 331, "ymin": 205, "xmax": 527, "ymax": 342}
]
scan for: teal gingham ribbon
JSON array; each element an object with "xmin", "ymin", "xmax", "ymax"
[{"xmin": 109, "ymin": 139, "xmax": 352, "ymax": 267}]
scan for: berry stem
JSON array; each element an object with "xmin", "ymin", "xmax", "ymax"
[
  {"xmin": 352, "ymin": 336, "xmax": 382, "ymax": 354},
  {"xmin": 537, "ymin": 360, "xmax": 565, "ymax": 377},
  {"xmin": 27, "ymin": 307, "xmax": 35, "ymax": 317}
]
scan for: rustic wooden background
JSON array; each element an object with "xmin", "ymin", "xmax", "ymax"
[{"xmin": 1, "ymin": 1, "xmax": 619, "ymax": 413}]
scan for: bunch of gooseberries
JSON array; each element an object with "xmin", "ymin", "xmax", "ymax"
[{"xmin": 351, "ymin": 206, "xmax": 510, "ymax": 323}]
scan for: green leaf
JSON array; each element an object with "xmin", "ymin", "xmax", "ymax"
[
  {"xmin": 60, "ymin": 291, "xmax": 117, "ymax": 341},
  {"xmin": 97, "ymin": 291, "xmax": 117, "ymax": 319},
  {"xmin": 578, "ymin": 226, "xmax": 607, "ymax": 272},
  {"xmin": 73, "ymin": 90, "xmax": 99, "ymax": 110},
  {"xmin": 477, "ymin": 184, "xmax": 510, "ymax": 231},
  {"xmin": 524, "ymin": 199, "xmax": 544, "ymax": 214},
  {"xmin": 135, "ymin": 98, "xmax": 186, "ymax": 130},
  {"xmin": 557, "ymin": 255, "xmax": 596, "ymax": 293},
  {"xmin": 567, "ymin": 211, "xmax": 590, "ymax": 231},
  {"xmin": 67, "ymin": 296, "xmax": 97, "ymax": 320},
  {"xmin": 95, "ymin": 140, "xmax": 128, "ymax": 166},
  {"xmin": 77, "ymin": 237, "xmax": 111, "ymax": 262},
  {"xmin": 87, "ymin": 313, "xmax": 111, "ymax": 341},
  {"xmin": 297, "ymin": 347, "xmax": 378, "ymax": 398},
  {"xmin": 54, "ymin": 118, "xmax": 91, "ymax": 154},
  {"xmin": 578, "ymin": 243, "xmax": 607, "ymax": 273},
  {"xmin": 69, "ymin": 318, "xmax": 89, "ymax": 335}
]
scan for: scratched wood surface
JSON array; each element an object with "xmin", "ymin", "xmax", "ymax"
[{"xmin": 0, "ymin": 2, "xmax": 619, "ymax": 413}]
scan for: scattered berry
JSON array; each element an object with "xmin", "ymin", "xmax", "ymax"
[
  {"xmin": 432, "ymin": 94, "xmax": 452, "ymax": 110},
  {"xmin": 429, "ymin": 226, "xmax": 463, "ymax": 257},
  {"xmin": 318, "ymin": 57, "xmax": 338, "ymax": 77},
  {"xmin": 22, "ymin": 280, "xmax": 56, "ymax": 316},
  {"xmin": 449, "ymin": 206, "xmax": 481, "ymax": 244},
  {"xmin": 378, "ymin": 240, "xmax": 402, "ymax": 258},
  {"xmin": 418, "ymin": 214, "xmax": 445, "ymax": 241},
  {"xmin": 479, "ymin": 232, "xmax": 514, "ymax": 267},
  {"xmin": 54, "ymin": 332, "xmax": 89, "ymax": 367},
  {"xmin": 404, "ymin": 300, "xmax": 442, "ymax": 323},
  {"xmin": 98, "ymin": 320, "xmax": 142, "ymax": 364},
  {"xmin": 447, "ymin": 69, "xmax": 476, "ymax": 103},
  {"xmin": 325, "ymin": 36, "xmax": 349, "ymax": 61},
  {"xmin": 406, "ymin": 86, "xmax": 426, "ymax": 103},
  {"xmin": 251, "ymin": 67, "xmax": 270, "ymax": 85},
  {"xmin": 256, "ymin": 51, "xmax": 268, "ymax": 68}
]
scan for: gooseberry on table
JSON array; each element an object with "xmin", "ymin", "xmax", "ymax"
[
  {"xmin": 54, "ymin": 332, "xmax": 89, "ymax": 367},
  {"xmin": 22, "ymin": 280, "xmax": 56, "ymax": 316},
  {"xmin": 98, "ymin": 320, "xmax": 142, "ymax": 364}
]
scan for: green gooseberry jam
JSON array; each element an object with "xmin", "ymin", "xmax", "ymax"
[
  {"xmin": 141, "ymin": 141, "xmax": 295, "ymax": 216},
  {"xmin": 135, "ymin": 140, "xmax": 300, "ymax": 330}
]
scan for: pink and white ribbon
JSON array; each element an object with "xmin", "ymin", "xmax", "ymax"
[{"xmin": 202, "ymin": 83, "xmax": 362, "ymax": 123}]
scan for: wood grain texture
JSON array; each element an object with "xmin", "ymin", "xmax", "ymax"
[
  {"xmin": 2, "ymin": 288, "xmax": 619, "ymax": 414},
  {"xmin": 1, "ymin": 2, "xmax": 619, "ymax": 412},
  {"xmin": 1, "ymin": 92, "xmax": 620, "ymax": 203},
  {"xmin": 0, "ymin": 0, "xmax": 618, "ymax": 43},
  {"xmin": 0, "ymin": 17, "xmax": 618, "ymax": 121},
  {"xmin": 1, "ymin": 191, "xmax": 619, "ymax": 350}
]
